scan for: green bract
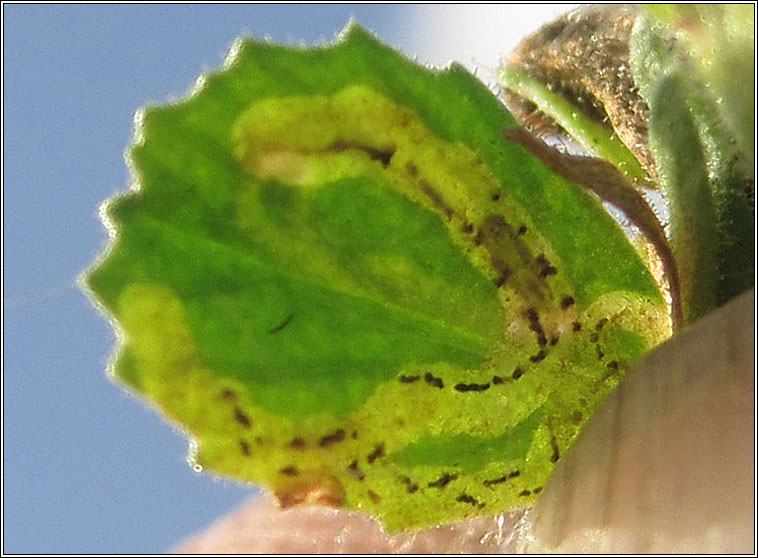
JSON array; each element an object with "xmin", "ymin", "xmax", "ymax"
[{"xmin": 85, "ymin": 24, "xmax": 670, "ymax": 531}]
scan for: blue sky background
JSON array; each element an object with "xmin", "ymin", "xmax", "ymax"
[{"xmin": 3, "ymin": 4, "xmax": 573, "ymax": 553}]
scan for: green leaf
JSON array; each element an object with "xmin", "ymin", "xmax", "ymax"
[{"xmin": 84, "ymin": 24, "xmax": 668, "ymax": 531}]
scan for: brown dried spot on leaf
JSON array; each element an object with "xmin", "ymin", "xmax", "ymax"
[{"xmin": 274, "ymin": 472, "xmax": 346, "ymax": 509}]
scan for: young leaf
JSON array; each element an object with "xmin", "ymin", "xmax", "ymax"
[
  {"xmin": 84, "ymin": 24, "xmax": 669, "ymax": 531},
  {"xmin": 629, "ymin": 12, "xmax": 754, "ymax": 323}
]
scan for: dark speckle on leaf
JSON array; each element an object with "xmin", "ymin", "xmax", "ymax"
[
  {"xmin": 399, "ymin": 475, "xmax": 419, "ymax": 493},
  {"xmin": 240, "ymin": 440, "xmax": 251, "ymax": 456},
  {"xmin": 529, "ymin": 349, "xmax": 548, "ymax": 363},
  {"xmin": 289, "ymin": 437, "xmax": 306, "ymax": 450},
  {"xmin": 419, "ymin": 180, "xmax": 455, "ymax": 219},
  {"xmin": 280, "ymin": 466, "xmax": 298, "ymax": 476},
  {"xmin": 268, "ymin": 312, "xmax": 295, "ymax": 335},
  {"xmin": 525, "ymin": 307, "xmax": 548, "ymax": 346},
  {"xmin": 550, "ymin": 435, "xmax": 561, "ymax": 463},
  {"xmin": 493, "ymin": 269, "xmax": 510, "ymax": 287},
  {"xmin": 234, "ymin": 408, "xmax": 252, "ymax": 428},
  {"xmin": 535, "ymin": 254, "xmax": 558, "ymax": 278},
  {"xmin": 454, "ymin": 382, "xmax": 490, "ymax": 392},
  {"xmin": 424, "ymin": 372, "xmax": 444, "ymax": 389},
  {"xmin": 318, "ymin": 429, "xmax": 346, "ymax": 448},
  {"xmin": 483, "ymin": 474, "xmax": 509, "ymax": 487},
  {"xmin": 428, "ymin": 473, "xmax": 458, "ymax": 489},
  {"xmin": 399, "ymin": 374, "xmax": 420, "ymax": 383},
  {"xmin": 367, "ymin": 443, "xmax": 385, "ymax": 464},
  {"xmin": 330, "ymin": 141, "xmax": 394, "ymax": 167},
  {"xmin": 347, "ymin": 460, "xmax": 365, "ymax": 481},
  {"xmin": 560, "ymin": 295, "xmax": 575, "ymax": 309},
  {"xmin": 456, "ymin": 493, "xmax": 482, "ymax": 507}
]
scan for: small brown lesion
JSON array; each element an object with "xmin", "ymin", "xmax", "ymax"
[
  {"xmin": 399, "ymin": 475, "xmax": 419, "ymax": 493},
  {"xmin": 280, "ymin": 466, "xmax": 298, "ymax": 476},
  {"xmin": 525, "ymin": 307, "xmax": 548, "ymax": 347},
  {"xmin": 424, "ymin": 372, "xmax": 444, "ymax": 389},
  {"xmin": 483, "ymin": 474, "xmax": 509, "ymax": 487},
  {"xmin": 239, "ymin": 440, "xmax": 251, "ymax": 456},
  {"xmin": 419, "ymin": 180, "xmax": 455, "ymax": 220},
  {"xmin": 367, "ymin": 443, "xmax": 385, "ymax": 464},
  {"xmin": 318, "ymin": 429, "xmax": 346, "ymax": 448},
  {"xmin": 456, "ymin": 493, "xmax": 483, "ymax": 508},
  {"xmin": 560, "ymin": 295, "xmax": 575, "ymax": 309},
  {"xmin": 596, "ymin": 344, "xmax": 605, "ymax": 360},
  {"xmin": 234, "ymin": 408, "xmax": 252, "ymax": 428},
  {"xmin": 268, "ymin": 312, "xmax": 295, "ymax": 335},
  {"xmin": 329, "ymin": 141, "xmax": 395, "ymax": 167},
  {"xmin": 220, "ymin": 389, "xmax": 237, "ymax": 400},
  {"xmin": 491, "ymin": 258, "xmax": 512, "ymax": 287},
  {"xmin": 347, "ymin": 460, "xmax": 365, "ymax": 481},
  {"xmin": 289, "ymin": 437, "xmax": 306, "ymax": 450},
  {"xmin": 454, "ymin": 382, "xmax": 491, "ymax": 392},
  {"xmin": 428, "ymin": 473, "xmax": 458, "ymax": 489},
  {"xmin": 535, "ymin": 253, "xmax": 558, "ymax": 278},
  {"xmin": 550, "ymin": 434, "xmax": 561, "ymax": 463},
  {"xmin": 529, "ymin": 349, "xmax": 548, "ymax": 363}
]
